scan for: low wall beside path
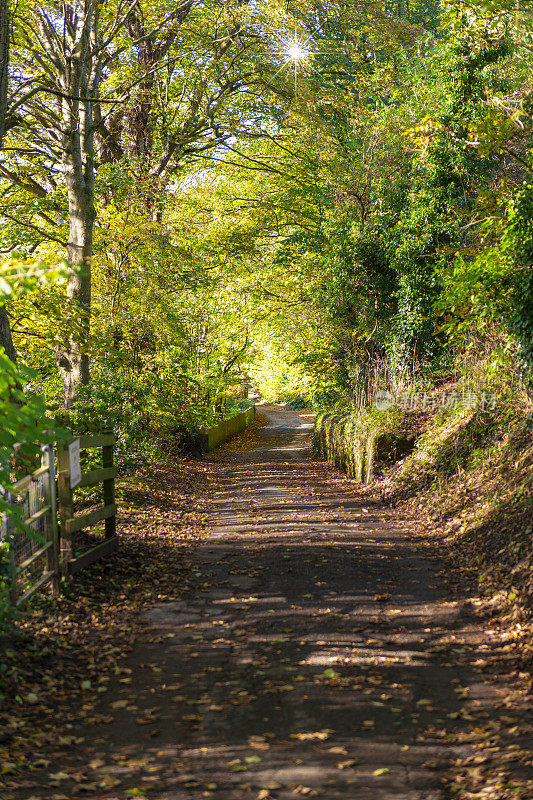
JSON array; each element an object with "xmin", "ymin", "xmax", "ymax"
[
  {"xmin": 198, "ymin": 404, "xmax": 256, "ymax": 452},
  {"xmin": 313, "ymin": 411, "xmax": 417, "ymax": 483}
]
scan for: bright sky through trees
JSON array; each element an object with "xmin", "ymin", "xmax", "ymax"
[
  {"xmin": 285, "ymin": 40, "xmax": 310, "ymax": 62},
  {"xmin": 0, "ymin": 0, "xmax": 532, "ymax": 445}
]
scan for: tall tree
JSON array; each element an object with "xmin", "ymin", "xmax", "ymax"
[
  {"xmin": 0, "ymin": 0, "xmax": 7, "ymax": 147},
  {"xmin": 2, "ymin": 0, "xmax": 297, "ymax": 404},
  {"xmin": 96, "ymin": 1, "xmax": 295, "ymax": 215},
  {"xmin": 0, "ymin": 0, "xmax": 15, "ymax": 363},
  {"xmin": 7, "ymin": 1, "xmax": 107, "ymax": 404},
  {"xmin": 7, "ymin": 1, "xmax": 199, "ymax": 404}
]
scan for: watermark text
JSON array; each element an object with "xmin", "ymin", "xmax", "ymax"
[{"xmin": 374, "ymin": 389, "xmax": 497, "ymax": 412}]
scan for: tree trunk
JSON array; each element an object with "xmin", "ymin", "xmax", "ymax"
[
  {"xmin": 55, "ymin": 2, "xmax": 100, "ymax": 408},
  {"xmin": 57, "ymin": 178, "xmax": 93, "ymax": 406},
  {"xmin": 0, "ymin": 0, "xmax": 15, "ymax": 366},
  {"xmin": 0, "ymin": 0, "xmax": 8, "ymax": 148},
  {"xmin": 0, "ymin": 305, "xmax": 16, "ymax": 363}
]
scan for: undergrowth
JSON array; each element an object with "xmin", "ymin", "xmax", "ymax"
[
  {"xmin": 315, "ymin": 360, "xmax": 533, "ymax": 628},
  {"xmin": 385, "ymin": 385, "xmax": 533, "ymax": 622}
]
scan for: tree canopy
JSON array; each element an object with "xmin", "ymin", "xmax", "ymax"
[{"xmin": 0, "ymin": 0, "xmax": 531, "ymax": 448}]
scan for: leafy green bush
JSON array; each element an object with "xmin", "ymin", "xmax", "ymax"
[
  {"xmin": 507, "ymin": 181, "xmax": 533, "ymax": 388},
  {"xmin": 0, "ymin": 259, "xmax": 66, "ymax": 626}
]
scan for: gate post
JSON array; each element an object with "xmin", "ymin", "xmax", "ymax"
[
  {"xmin": 102, "ymin": 427, "xmax": 115, "ymax": 540},
  {"xmin": 0, "ymin": 488, "xmax": 16, "ymax": 605},
  {"xmin": 57, "ymin": 443, "xmax": 73, "ymax": 577},
  {"xmin": 42, "ymin": 444, "xmax": 60, "ymax": 596}
]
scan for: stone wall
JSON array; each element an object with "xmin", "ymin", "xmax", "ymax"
[
  {"xmin": 313, "ymin": 411, "xmax": 416, "ymax": 483},
  {"xmin": 198, "ymin": 405, "xmax": 256, "ymax": 452}
]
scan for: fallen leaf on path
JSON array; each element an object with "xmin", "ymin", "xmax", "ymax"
[
  {"xmin": 291, "ymin": 730, "xmax": 333, "ymax": 741},
  {"xmin": 49, "ymin": 771, "xmax": 70, "ymax": 781}
]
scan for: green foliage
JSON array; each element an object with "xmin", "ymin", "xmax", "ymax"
[
  {"xmin": 182, "ymin": 0, "xmax": 527, "ymax": 410},
  {"xmin": 0, "ymin": 259, "xmax": 66, "ymax": 626},
  {"xmin": 2, "ymin": 0, "xmax": 533, "ymax": 485},
  {"xmin": 506, "ymin": 181, "xmax": 533, "ymax": 385}
]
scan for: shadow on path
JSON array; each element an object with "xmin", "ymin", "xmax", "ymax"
[{"xmin": 21, "ymin": 405, "xmax": 515, "ymax": 800}]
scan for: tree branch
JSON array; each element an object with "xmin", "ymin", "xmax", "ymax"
[{"xmin": 0, "ymin": 211, "xmax": 67, "ymax": 246}]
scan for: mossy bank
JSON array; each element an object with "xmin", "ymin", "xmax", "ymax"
[{"xmin": 313, "ymin": 389, "xmax": 533, "ymax": 632}]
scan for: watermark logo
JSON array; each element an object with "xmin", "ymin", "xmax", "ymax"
[
  {"xmin": 374, "ymin": 389, "xmax": 497, "ymax": 412},
  {"xmin": 374, "ymin": 389, "xmax": 395, "ymax": 411}
]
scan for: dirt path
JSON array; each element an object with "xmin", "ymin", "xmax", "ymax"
[{"xmin": 12, "ymin": 406, "xmax": 531, "ymax": 799}]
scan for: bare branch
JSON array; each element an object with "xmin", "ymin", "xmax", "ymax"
[{"xmin": 0, "ymin": 211, "xmax": 67, "ymax": 246}]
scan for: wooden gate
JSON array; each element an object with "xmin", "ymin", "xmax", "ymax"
[
  {"xmin": 1, "ymin": 444, "xmax": 59, "ymax": 607},
  {"xmin": 57, "ymin": 430, "xmax": 117, "ymax": 576}
]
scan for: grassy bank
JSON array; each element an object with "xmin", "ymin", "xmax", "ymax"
[{"xmin": 314, "ymin": 386, "xmax": 533, "ymax": 628}]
